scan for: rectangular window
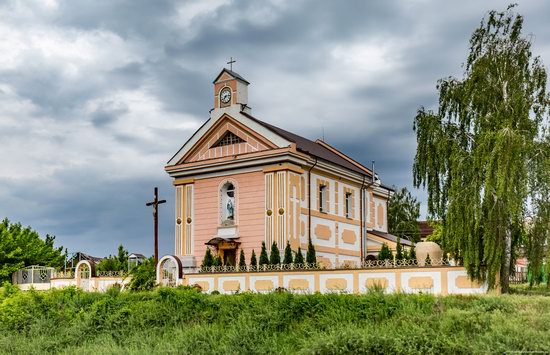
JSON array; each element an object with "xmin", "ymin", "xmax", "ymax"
[
  {"xmin": 319, "ymin": 185, "xmax": 327, "ymax": 213},
  {"xmin": 345, "ymin": 192, "xmax": 353, "ymax": 219}
]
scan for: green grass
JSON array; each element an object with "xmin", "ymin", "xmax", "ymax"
[
  {"xmin": 1, "ymin": 285, "xmax": 550, "ymax": 354},
  {"xmin": 511, "ymin": 283, "xmax": 550, "ymax": 296}
]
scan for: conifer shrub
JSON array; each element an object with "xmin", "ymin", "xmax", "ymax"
[
  {"xmin": 294, "ymin": 247, "xmax": 304, "ymax": 265},
  {"xmin": 250, "ymin": 250, "xmax": 258, "ymax": 269},
  {"xmin": 283, "ymin": 242, "xmax": 293, "ymax": 265},
  {"xmin": 378, "ymin": 243, "xmax": 393, "ymax": 261},
  {"xmin": 306, "ymin": 236, "xmax": 316, "ymax": 264},
  {"xmin": 403, "ymin": 248, "xmax": 410, "ymax": 260},
  {"xmin": 238, "ymin": 249, "xmax": 246, "ymax": 269},
  {"xmin": 270, "ymin": 242, "xmax": 281, "ymax": 265},
  {"xmin": 409, "ymin": 245, "xmax": 417, "ymax": 261},
  {"xmin": 259, "ymin": 242, "xmax": 269, "ymax": 266},
  {"xmin": 212, "ymin": 255, "xmax": 222, "ymax": 267},
  {"xmin": 395, "ymin": 238, "xmax": 404, "ymax": 260},
  {"xmin": 202, "ymin": 248, "xmax": 214, "ymax": 268}
]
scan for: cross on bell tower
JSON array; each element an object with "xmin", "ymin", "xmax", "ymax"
[{"xmin": 227, "ymin": 57, "xmax": 236, "ymax": 71}]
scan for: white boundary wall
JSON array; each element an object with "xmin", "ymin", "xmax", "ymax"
[{"xmin": 183, "ymin": 266, "xmax": 487, "ymax": 295}]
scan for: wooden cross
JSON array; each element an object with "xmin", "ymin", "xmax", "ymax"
[
  {"xmin": 146, "ymin": 187, "xmax": 166, "ymax": 265},
  {"xmin": 227, "ymin": 57, "xmax": 236, "ymax": 71}
]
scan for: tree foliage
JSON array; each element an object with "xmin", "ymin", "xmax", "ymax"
[
  {"xmin": 0, "ymin": 218, "xmax": 65, "ymax": 283},
  {"xmin": 127, "ymin": 257, "xmax": 156, "ymax": 291},
  {"xmin": 413, "ymin": 5, "xmax": 550, "ymax": 291},
  {"xmin": 97, "ymin": 244, "xmax": 129, "ymax": 272},
  {"xmin": 426, "ymin": 221, "xmax": 444, "ymax": 245},
  {"xmin": 388, "ymin": 187, "xmax": 421, "ymax": 242}
]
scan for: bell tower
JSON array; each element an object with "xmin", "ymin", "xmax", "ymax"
[{"xmin": 213, "ymin": 68, "xmax": 249, "ymax": 110}]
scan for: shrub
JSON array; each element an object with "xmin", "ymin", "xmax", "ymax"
[
  {"xmin": 259, "ymin": 242, "xmax": 269, "ymax": 266},
  {"xmin": 202, "ymin": 248, "xmax": 214, "ymax": 268},
  {"xmin": 127, "ymin": 258, "xmax": 156, "ymax": 291},
  {"xmin": 403, "ymin": 248, "xmax": 410, "ymax": 260},
  {"xmin": 378, "ymin": 243, "xmax": 393, "ymax": 261},
  {"xmin": 396, "ymin": 238, "xmax": 404, "ymax": 260},
  {"xmin": 238, "ymin": 249, "xmax": 246, "ymax": 269},
  {"xmin": 250, "ymin": 250, "xmax": 258, "ymax": 268},
  {"xmin": 269, "ymin": 242, "xmax": 280, "ymax": 265},
  {"xmin": 409, "ymin": 245, "xmax": 417, "ymax": 260},
  {"xmin": 306, "ymin": 236, "xmax": 316, "ymax": 264},
  {"xmin": 283, "ymin": 242, "xmax": 293, "ymax": 265},
  {"xmin": 294, "ymin": 247, "xmax": 305, "ymax": 264},
  {"xmin": 212, "ymin": 256, "xmax": 222, "ymax": 267},
  {"xmin": 106, "ymin": 283, "xmax": 122, "ymax": 297}
]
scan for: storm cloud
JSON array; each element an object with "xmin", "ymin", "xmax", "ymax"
[{"xmin": 1, "ymin": 0, "xmax": 549, "ymax": 257}]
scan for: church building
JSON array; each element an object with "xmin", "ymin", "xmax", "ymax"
[{"xmin": 164, "ymin": 68, "xmax": 411, "ymax": 269}]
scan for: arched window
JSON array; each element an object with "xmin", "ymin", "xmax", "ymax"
[{"xmin": 221, "ymin": 182, "xmax": 236, "ymax": 226}]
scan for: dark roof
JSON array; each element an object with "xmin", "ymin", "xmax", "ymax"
[
  {"xmin": 418, "ymin": 221, "xmax": 435, "ymax": 239},
  {"xmin": 68, "ymin": 252, "xmax": 103, "ymax": 264},
  {"xmin": 129, "ymin": 253, "xmax": 146, "ymax": 259},
  {"xmin": 368, "ymin": 230, "xmax": 414, "ymax": 246},
  {"xmin": 241, "ymin": 111, "xmax": 376, "ymax": 179},
  {"xmin": 213, "ymin": 68, "xmax": 250, "ymax": 84}
]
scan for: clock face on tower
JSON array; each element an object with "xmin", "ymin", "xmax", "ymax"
[{"xmin": 220, "ymin": 88, "xmax": 232, "ymax": 104}]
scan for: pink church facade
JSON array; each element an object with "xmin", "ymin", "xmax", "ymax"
[{"xmin": 164, "ymin": 68, "xmax": 411, "ymax": 269}]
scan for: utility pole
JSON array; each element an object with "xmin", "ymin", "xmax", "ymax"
[{"xmin": 146, "ymin": 187, "xmax": 166, "ymax": 265}]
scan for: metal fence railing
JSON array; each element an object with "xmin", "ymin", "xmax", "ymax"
[
  {"xmin": 193, "ymin": 258, "xmax": 450, "ymax": 274},
  {"xmin": 12, "ymin": 266, "xmax": 55, "ymax": 285},
  {"xmin": 510, "ymin": 271, "xmax": 528, "ymax": 284}
]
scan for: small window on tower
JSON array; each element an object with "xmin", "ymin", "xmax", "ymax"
[{"xmin": 213, "ymin": 132, "xmax": 245, "ymax": 147}]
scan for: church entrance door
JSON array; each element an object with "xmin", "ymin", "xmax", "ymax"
[{"xmin": 223, "ymin": 249, "xmax": 236, "ymax": 266}]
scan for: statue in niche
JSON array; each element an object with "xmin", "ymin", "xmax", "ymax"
[
  {"xmin": 226, "ymin": 197, "xmax": 234, "ymax": 220},
  {"xmin": 221, "ymin": 182, "xmax": 235, "ymax": 226}
]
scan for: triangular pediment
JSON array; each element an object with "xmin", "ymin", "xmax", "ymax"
[{"xmin": 177, "ymin": 114, "xmax": 278, "ymax": 164}]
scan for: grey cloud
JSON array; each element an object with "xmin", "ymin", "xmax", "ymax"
[{"xmin": 91, "ymin": 102, "xmax": 128, "ymax": 128}]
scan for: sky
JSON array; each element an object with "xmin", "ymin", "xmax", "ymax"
[{"xmin": 1, "ymin": 0, "xmax": 550, "ymax": 258}]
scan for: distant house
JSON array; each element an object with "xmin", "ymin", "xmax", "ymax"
[
  {"xmin": 66, "ymin": 252, "xmax": 103, "ymax": 270},
  {"xmin": 365, "ymin": 230, "xmax": 414, "ymax": 260},
  {"xmin": 418, "ymin": 221, "xmax": 435, "ymax": 242},
  {"xmin": 128, "ymin": 253, "xmax": 147, "ymax": 269}
]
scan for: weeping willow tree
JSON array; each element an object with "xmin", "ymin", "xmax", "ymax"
[
  {"xmin": 526, "ymin": 136, "xmax": 550, "ymax": 286},
  {"xmin": 413, "ymin": 5, "xmax": 550, "ymax": 292}
]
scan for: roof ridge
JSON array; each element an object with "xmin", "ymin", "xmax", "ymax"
[
  {"xmin": 213, "ymin": 68, "xmax": 250, "ymax": 84},
  {"xmin": 241, "ymin": 111, "xmax": 379, "ymax": 179},
  {"xmin": 315, "ymin": 139, "xmax": 372, "ymax": 176}
]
